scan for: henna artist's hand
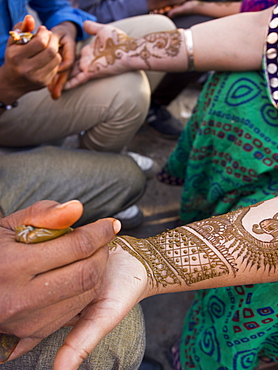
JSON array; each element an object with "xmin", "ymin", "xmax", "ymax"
[
  {"xmin": 147, "ymin": 0, "xmax": 185, "ymax": 12},
  {"xmin": 0, "ymin": 200, "xmax": 119, "ymax": 365},
  {"xmin": 48, "ymin": 21, "xmax": 77, "ymax": 99},
  {"xmin": 0, "ymin": 15, "xmax": 62, "ymax": 103}
]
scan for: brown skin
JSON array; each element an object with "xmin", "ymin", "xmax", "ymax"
[
  {"xmin": 0, "ymin": 200, "xmax": 119, "ymax": 365},
  {"xmin": 147, "ymin": 0, "xmax": 185, "ymax": 11},
  {"xmin": 0, "ymin": 13, "xmax": 77, "ymax": 112},
  {"xmin": 167, "ymin": 1, "xmax": 242, "ymax": 18}
]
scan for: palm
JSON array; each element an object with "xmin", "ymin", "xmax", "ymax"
[
  {"xmin": 54, "ymin": 246, "xmax": 148, "ymax": 369},
  {"xmin": 65, "ymin": 23, "xmax": 131, "ymax": 89}
]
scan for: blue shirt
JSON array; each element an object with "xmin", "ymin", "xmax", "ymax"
[
  {"xmin": 77, "ymin": 0, "xmax": 149, "ymax": 24},
  {"xmin": 0, "ymin": 0, "xmax": 97, "ymax": 65}
]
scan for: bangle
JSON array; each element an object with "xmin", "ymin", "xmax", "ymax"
[
  {"xmin": 0, "ymin": 101, "xmax": 18, "ymax": 110},
  {"xmin": 184, "ymin": 29, "xmax": 194, "ymax": 71}
]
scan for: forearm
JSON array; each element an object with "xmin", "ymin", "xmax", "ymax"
[
  {"xmin": 0, "ymin": 67, "xmax": 24, "ymax": 115},
  {"xmin": 192, "ymin": 7, "xmax": 270, "ymax": 71},
  {"xmin": 87, "ymin": 28, "xmax": 189, "ymax": 74},
  {"xmin": 89, "ymin": 7, "xmax": 271, "ymax": 75},
  {"xmin": 110, "ymin": 197, "xmax": 278, "ymax": 298},
  {"xmin": 184, "ymin": 1, "xmax": 242, "ymax": 18}
]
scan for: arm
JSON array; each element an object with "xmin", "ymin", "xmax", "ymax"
[
  {"xmin": 65, "ymin": 7, "xmax": 271, "ymax": 89},
  {"xmin": 0, "ymin": 200, "xmax": 119, "ymax": 365},
  {"xmin": 54, "ymin": 197, "xmax": 278, "ymax": 369},
  {"xmin": 167, "ymin": 1, "xmax": 242, "ymax": 19}
]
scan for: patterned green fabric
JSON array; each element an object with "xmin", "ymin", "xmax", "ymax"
[
  {"xmin": 164, "ymin": 71, "xmax": 278, "ymax": 224},
  {"xmin": 180, "ymin": 284, "xmax": 278, "ymax": 370},
  {"xmin": 162, "ymin": 70, "xmax": 278, "ymax": 369}
]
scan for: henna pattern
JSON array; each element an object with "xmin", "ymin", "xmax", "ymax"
[
  {"xmin": 191, "ymin": 207, "xmax": 278, "ymax": 272},
  {"xmin": 109, "ymin": 203, "xmax": 278, "ymax": 288},
  {"xmin": 109, "ymin": 226, "xmax": 236, "ymax": 288},
  {"xmin": 89, "ymin": 30, "xmax": 181, "ymax": 71}
]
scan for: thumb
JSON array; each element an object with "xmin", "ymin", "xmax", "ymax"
[
  {"xmin": 24, "ymin": 200, "xmax": 83, "ymax": 229},
  {"xmin": 20, "ymin": 14, "xmax": 36, "ymax": 33},
  {"xmin": 83, "ymin": 20, "xmax": 104, "ymax": 36},
  {"xmin": 53, "ymin": 303, "xmax": 130, "ymax": 370},
  {"xmin": 0, "ymin": 200, "xmax": 83, "ymax": 231}
]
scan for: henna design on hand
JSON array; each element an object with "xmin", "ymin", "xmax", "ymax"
[{"xmin": 89, "ymin": 29, "xmax": 182, "ymax": 71}]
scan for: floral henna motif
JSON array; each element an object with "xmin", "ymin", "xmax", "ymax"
[
  {"xmin": 89, "ymin": 30, "xmax": 181, "ymax": 71},
  {"xmin": 109, "ymin": 203, "xmax": 278, "ymax": 288}
]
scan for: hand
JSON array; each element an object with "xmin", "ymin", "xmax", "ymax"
[
  {"xmin": 54, "ymin": 242, "xmax": 150, "ymax": 370},
  {"xmin": 64, "ymin": 21, "xmax": 132, "ymax": 90},
  {"xmin": 147, "ymin": 0, "xmax": 185, "ymax": 12},
  {"xmin": 0, "ymin": 200, "xmax": 119, "ymax": 363},
  {"xmin": 0, "ymin": 15, "xmax": 62, "ymax": 103},
  {"xmin": 48, "ymin": 21, "xmax": 77, "ymax": 99},
  {"xmin": 167, "ymin": 1, "xmax": 197, "ymax": 17}
]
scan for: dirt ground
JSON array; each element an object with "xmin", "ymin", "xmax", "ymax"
[{"xmin": 125, "ymin": 86, "xmax": 200, "ymax": 370}]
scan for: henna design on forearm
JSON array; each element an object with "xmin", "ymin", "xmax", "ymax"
[
  {"xmin": 109, "ymin": 203, "xmax": 278, "ymax": 288},
  {"xmin": 89, "ymin": 29, "xmax": 182, "ymax": 71},
  {"xmin": 109, "ymin": 225, "xmax": 237, "ymax": 288}
]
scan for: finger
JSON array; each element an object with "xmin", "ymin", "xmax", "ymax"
[
  {"xmin": 53, "ymin": 303, "xmax": 129, "ymax": 370},
  {"xmin": 18, "ymin": 200, "xmax": 83, "ymax": 229},
  {"xmin": 57, "ymin": 39, "xmax": 76, "ymax": 73},
  {"xmin": 83, "ymin": 20, "xmax": 105, "ymax": 36},
  {"xmin": 19, "ymin": 25, "xmax": 58, "ymax": 62},
  {"xmin": 5, "ymin": 257, "xmax": 106, "ymax": 338},
  {"xmin": 6, "ymin": 337, "xmax": 42, "ymax": 362},
  {"xmin": 49, "ymin": 70, "xmax": 69, "ymax": 100},
  {"xmin": 20, "ymin": 15, "xmax": 36, "ymax": 33},
  {"xmin": 64, "ymin": 70, "xmax": 92, "ymax": 90},
  {"xmin": 167, "ymin": 4, "xmax": 185, "ymax": 17},
  {"xmin": 28, "ymin": 244, "xmax": 109, "ymax": 303}
]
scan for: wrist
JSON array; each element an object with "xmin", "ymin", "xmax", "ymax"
[
  {"xmin": 0, "ymin": 66, "xmax": 25, "ymax": 104},
  {"xmin": 52, "ymin": 21, "xmax": 77, "ymax": 40},
  {"xmin": 0, "ymin": 100, "xmax": 18, "ymax": 111}
]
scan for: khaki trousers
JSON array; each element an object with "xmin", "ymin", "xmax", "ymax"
[
  {"xmin": 0, "ymin": 305, "xmax": 145, "ymax": 370},
  {"xmin": 0, "ymin": 15, "xmax": 175, "ymax": 152}
]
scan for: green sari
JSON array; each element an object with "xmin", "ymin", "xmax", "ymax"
[{"xmin": 159, "ymin": 49, "xmax": 278, "ymax": 370}]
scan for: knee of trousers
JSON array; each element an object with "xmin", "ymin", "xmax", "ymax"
[
  {"xmin": 80, "ymin": 71, "xmax": 151, "ymax": 152},
  {"xmin": 0, "ymin": 305, "xmax": 145, "ymax": 370}
]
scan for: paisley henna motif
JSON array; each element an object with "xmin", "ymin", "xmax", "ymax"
[{"xmin": 89, "ymin": 30, "xmax": 181, "ymax": 71}]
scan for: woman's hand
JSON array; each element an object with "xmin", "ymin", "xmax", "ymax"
[
  {"xmin": 65, "ymin": 21, "xmax": 133, "ymax": 90},
  {"xmin": 54, "ymin": 240, "xmax": 150, "ymax": 370}
]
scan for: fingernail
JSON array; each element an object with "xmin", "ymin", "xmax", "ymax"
[
  {"xmin": 56, "ymin": 200, "xmax": 80, "ymax": 209},
  {"xmin": 113, "ymin": 219, "xmax": 121, "ymax": 234}
]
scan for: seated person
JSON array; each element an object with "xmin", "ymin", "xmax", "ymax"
[
  {"xmin": 0, "ymin": 0, "xmax": 176, "ymax": 228},
  {"xmin": 61, "ymin": 4, "xmax": 278, "ymax": 369},
  {"xmin": 74, "ymin": 0, "xmax": 242, "ymax": 140}
]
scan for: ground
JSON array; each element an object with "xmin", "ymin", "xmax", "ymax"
[{"xmin": 124, "ymin": 86, "xmax": 200, "ymax": 370}]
